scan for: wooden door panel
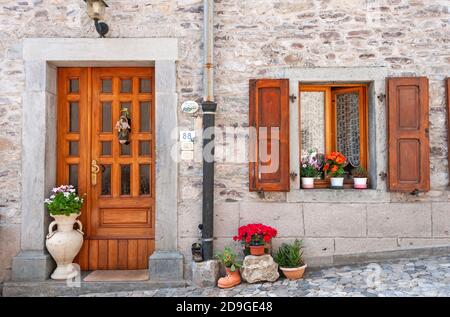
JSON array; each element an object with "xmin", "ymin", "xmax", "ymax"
[{"xmin": 57, "ymin": 67, "xmax": 155, "ymax": 270}]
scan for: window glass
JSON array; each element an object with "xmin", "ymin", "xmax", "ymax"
[
  {"xmin": 336, "ymin": 92, "xmax": 361, "ymax": 167},
  {"xmin": 300, "ymin": 91, "xmax": 325, "ymax": 157}
]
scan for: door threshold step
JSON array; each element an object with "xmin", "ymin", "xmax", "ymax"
[{"xmin": 2, "ymin": 278, "xmax": 190, "ymax": 297}]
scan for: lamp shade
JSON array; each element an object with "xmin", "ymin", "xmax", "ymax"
[{"xmin": 84, "ymin": 0, "xmax": 108, "ymax": 20}]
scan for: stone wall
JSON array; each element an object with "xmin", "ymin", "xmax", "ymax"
[{"xmin": 0, "ymin": 0, "xmax": 449, "ymax": 281}]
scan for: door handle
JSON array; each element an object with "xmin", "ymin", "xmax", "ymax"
[{"xmin": 91, "ymin": 160, "xmax": 100, "ymax": 186}]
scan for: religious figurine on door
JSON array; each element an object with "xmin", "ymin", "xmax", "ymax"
[{"xmin": 115, "ymin": 108, "xmax": 131, "ymax": 145}]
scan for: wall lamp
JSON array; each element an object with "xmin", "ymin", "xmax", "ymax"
[{"xmin": 84, "ymin": 0, "xmax": 109, "ymax": 38}]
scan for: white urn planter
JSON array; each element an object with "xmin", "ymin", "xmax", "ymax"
[
  {"xmin": 353, "ymin": 177, "xmax": 368, "ymax": 189},
  {"xmin": 301, "ymin": 177, "xmax": 315, "ymax": 189},
  {"xmin": 46, "ymin": 213, "xmax": 84, "ymax": 280},
  {"xmin": 330, "ymin": 177, "xmax": 344, "ymax": 188}
]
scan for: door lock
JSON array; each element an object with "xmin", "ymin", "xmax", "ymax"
[{"xmin": 91, "ymin": 160, "xmax": 100, "ymax": 186}]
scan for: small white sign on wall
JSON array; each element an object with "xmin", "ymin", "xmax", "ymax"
[
  {"xmin": 180, "ymin": 150, "xmax": 194, "ymax": 161},
  {"xmin": 181, "ymin": 142, "xmax": 194, "ymax": 151},
  {"xmin": 181, "ymin": 101, "xmax": 199, "ymax": 114},
  {"xmin": 180, "ymin": 130, "xmax": 196, "ymax": 142}
]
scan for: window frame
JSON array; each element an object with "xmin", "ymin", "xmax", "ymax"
[{"xmin": 298, "ymin": 83, "xmax": 369, "ymax": 188}]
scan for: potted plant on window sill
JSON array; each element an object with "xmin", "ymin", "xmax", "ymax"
[
  {"xmin": 216, "ymin": 247, "xmax": 242, "ymax": 289},
  {"xmin": 233, "ymin": 224, "xmax": 278, "ymax": 256},
  {"xmin": 274, "ymin": 239, "xmax": 307, "ymax": 280},
  {"xmin": 44, "ymin": 185, "xmax": 85, "ymax": 280},
  {"xmin": 301, "ymin": 149, "xmax": 322, "ymax": 189},
  {"xmin": 352, "ymin": 166, "xmax": 368, "ymax": 189},
  {"xmin": 323, "ymin": 151, "xmax": 347, "ymax": 189}
]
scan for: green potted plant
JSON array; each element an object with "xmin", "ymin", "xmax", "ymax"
[
  {"xmin": 351, "ymin": 166, "xmax": 368, "ymax": 189},
  {"xmin": 301, "ymin": 149, "xmax": 322, "ymax": 189},
  {"xmin": 215, "ymin": 247, "xmax": 242, "ymax": 288},
  {"xmin": 323, "ymin": 151, "xmax": 347, "ymax": 189},
  {"xmin": 44, "ymin": 185, "xmax": 85, "ymax": 280},
  {"xmin": 233, "ymin": 224, "xmax": 278, "ymax": 256},
  {"xmin": 273, "ymin": 239, "xmax": 307, "ymax": 280}
]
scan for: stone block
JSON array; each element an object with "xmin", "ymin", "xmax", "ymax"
[
  {"xmin": 178, "ymin": 200, "xmax": 202, "ymax": 238},
  {"xmin": 272, "ymin": 237, "xmax": 334, "ymax": 258},
  {"xmin": 287, "ymin": 190, "xmax": 390, "ymax": 203},
  {"xmin": 241, "ymin": 255, "xmax": 279, "ymax": 284},
  {"xmin": 214, "ymin": 203, "xmax": 240, "ymax": 237},
  {"xmin": 397, "ymin": 238, "xmax": 450, "ymax": 249},
  {"xmin": 149, "ymin": 251, "xmax": 184, "ymax": 280},
  {"xmin": 191, "ymin": 260, "xmax": 220, "ymax": 287},
  {"xmin": 432, "ymin": 202, "xmax": 450, "ymax": 237},
  {"xmin": 239, "ymin": 203, "xmax": 304, "ymax": 237},
  {"xmin": 367, "ymin": 203, "xmax": 432, "ymax": 237},
  {"xmin": 11, "ymin": 251, "xmax": 54, "ymax": 282},
  {"xmin": 334, "ymin": 238, "xmax": 398, "ymax": 255},
  {"xmin": 303, "ymin": 203, "xmax": 366, "ymax": 237},
  {"xmin": 0, "ymin": 224, "xmax": 20, "ymax": 273}
]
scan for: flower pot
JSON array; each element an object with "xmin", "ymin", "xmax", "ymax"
[
  {"xmin": 301, "ymin": 177, "xmax": 315, "ymax": 189},
  {"xmin": 218, "ymin": 267, "xmax": 241, "ymax": 289},
  {"xmin": 353, "ymin": 177, "xmax": 367, "ymax": 189},
  {"xmin": 46, "ymin": 213, "xmax": 84, "ymax": 280},
  {"xmin": 249, "ymin": 245, "xmax": 266, "ymax": 256},
  {"xmin": 330, "ymin": 177, "xmax": 344, "ymax": 188},
  {"xmin": 280, "ymin": 264, "xmax": 307, "ymax": 280}
]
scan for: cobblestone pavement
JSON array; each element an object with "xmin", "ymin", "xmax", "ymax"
[{"xmin": 81, "ymin": 256, "xmax": 450, "ymax": 297}]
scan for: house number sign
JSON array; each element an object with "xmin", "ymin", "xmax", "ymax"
[
  {"xmin": 180, "ymin": 130, "xmax": 195, "ymax": 142},
  {"xmin": 181, "ymin": 101, "xmax": 199, "ymax": 114}
]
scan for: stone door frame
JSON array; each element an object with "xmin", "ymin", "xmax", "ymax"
[{"xmin": 12, "ymin": 38, "xmax": 183, "ymax": 281}]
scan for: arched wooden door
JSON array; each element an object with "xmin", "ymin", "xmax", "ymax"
[{"xmin": 57, "ymin": 67, "xmax": 155, "ymax": 270}]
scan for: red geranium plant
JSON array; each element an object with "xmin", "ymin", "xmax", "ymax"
[
  {"xmin": 323, "ymin": 151, "xmax": 347, "ymax": 177},
  {"xmin": 233, "ymin": 224, "xmax": 278, "ymax": 246}
]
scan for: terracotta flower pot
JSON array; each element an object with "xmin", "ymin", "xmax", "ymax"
[
  {"xmin": 218, "ymin": 267, "xmax": 241, "ymax": 289},
  {"xmin": 280, "ymin": 264, "xmax": 307, "ymax": 280},
  {"xmin": 249, "ymin": 245, "xmax": 266, "ymax": 256}
]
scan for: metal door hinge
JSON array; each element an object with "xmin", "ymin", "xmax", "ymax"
[
  {"xmin": 290, "ymin": 94, "xmax": 297, "ymax": 103},
  {"xmin": 290, "ymin": 172, "xmax": 298, "ymax": 181}
]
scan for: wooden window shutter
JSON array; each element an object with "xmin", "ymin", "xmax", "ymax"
[
  {"xmin": 387, "ymin": 77, "xmax": 430, "ymax": 192},
  {"xmin": 249, "ymin": 79, "xmax": 290, "ymax": 192}
]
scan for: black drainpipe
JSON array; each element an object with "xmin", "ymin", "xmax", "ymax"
[
  {"xmin": 201, "ymin": 0, "xmax": 216, "ymax": 261},
  {"xmin": 201, "ymin": 101, "xmax": 216, "ymax": 261}
]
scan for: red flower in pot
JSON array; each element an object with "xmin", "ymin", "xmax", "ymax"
[{"xmin": 233, "ymin": 224, "xmax": 278, "ymax": 256}]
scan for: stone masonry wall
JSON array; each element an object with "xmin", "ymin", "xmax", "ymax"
[{"xmin": 0, "ymin": 0, "xmax": 449, "ymax": 281}]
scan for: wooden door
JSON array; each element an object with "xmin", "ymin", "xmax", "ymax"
[{"xmin": 57, "ymin": 67, "xmax": 155, "ymax": 270}]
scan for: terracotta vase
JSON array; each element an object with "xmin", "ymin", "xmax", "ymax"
[
  {"xmin": 249, "ymin": 245, "xmax": 266, "ymax": 256},
  {"xmin": 218, "ymin": 267, "xmax": 241, "ymax": 289},
  {"xmin": 280, "ymin": 264, "xmax": 307, "ymax": 280},
  {"xmin": 46, "ymin": 213, "xmax": 84, "ymax": 280}
]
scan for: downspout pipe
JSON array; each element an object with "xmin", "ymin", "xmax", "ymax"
[{"xmin": 201, "ymin": 0, "xmax": 217, "ymax": 261}]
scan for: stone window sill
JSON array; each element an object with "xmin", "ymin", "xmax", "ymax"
[{"xmin": 287, "ymin": 188, "xmax": 391, "ymax": 203}]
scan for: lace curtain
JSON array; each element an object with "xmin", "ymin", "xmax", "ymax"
[{"xmin": 336, "ymin": 92, "xmax": 361, "ymax": 167}]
